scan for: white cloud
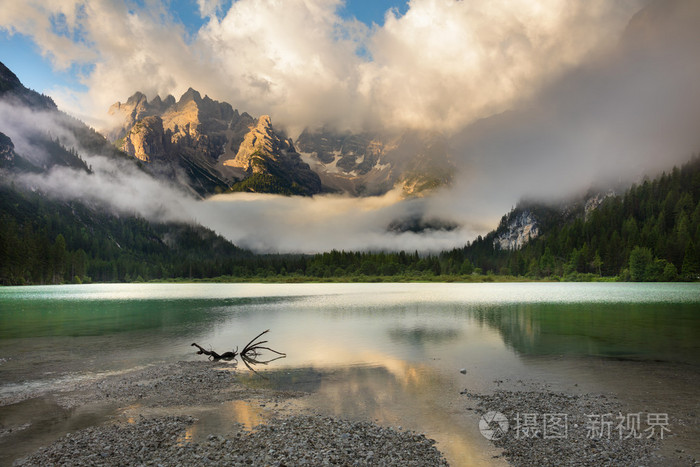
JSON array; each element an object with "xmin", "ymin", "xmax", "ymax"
[
  {"xmin": 0, "ymin": 0, "xmax": 643, "ymax": 134},
  {"xmin": 196, "ymin": 0, "xmax": 224, "ymax": 18},
  {"xmin": 196, "ymin": 189, "xmax": 477, "ymax": 253},
  {"xmin": 0, "ymin": 1, "xmax": 97, "ymax": 69},
  {"xmin": 360, "ymin": 0, "xmax": 641, "ymax": 131}
]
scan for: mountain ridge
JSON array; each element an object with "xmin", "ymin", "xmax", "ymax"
[
  {"xmin": 108, "ymin": 89, "xmax": 456, "ymax": 198},
  {"xmin": 109, "ymin": 90, "xmax": 321, "ymax": 196}
]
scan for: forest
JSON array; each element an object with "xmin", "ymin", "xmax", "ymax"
[
  {"xmin": 442, "ymin": 156, "xmax": 700, "ymax": 282},
  {"xmin": 1, "ymin": 157, "xmax": 699, "ymax": 285}
]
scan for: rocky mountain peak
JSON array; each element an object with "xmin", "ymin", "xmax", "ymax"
[
  {"xmin": 258, "ymin": 114, "xmax": 272, "ymax": 129},
  {"xmin": 121, "ymin": 116, "xmax": 166, "ymax": 163},
  {"xmin": 108, "ymin": 91, "xmax": 156, "ymax": 140},
  {"xmin": 224, "ymin": 115, "xmax": 287, "ymax": 171},
  {"xmin": 296, "ymin": 127, "xmax": 455, "ymax": 197},
  {"xmin": 179, "ymin": 87, "xmax": 202, "ymax": 105},
  {"xmin": 125, "ymin": 91, "xmax": 147, "ymax": 106},
  {"xmin": 108, "ymin": 88, "xmax": 320, "ymax": 196}
]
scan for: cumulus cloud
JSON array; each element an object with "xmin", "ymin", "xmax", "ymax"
[
  {"xmin": 0, "ymin": 1, "xmax": 98, "ymax": 70},
  {"xmin": 196, "ymin": 0, "xmax": 225, "ymax": 19},
  {"xmin": 358, "ymin": 0, "xmax": 642, "ymax": 131},
  {"xmin": 0, "ymin": 0, "xmax": 643, "ymax": 134}
]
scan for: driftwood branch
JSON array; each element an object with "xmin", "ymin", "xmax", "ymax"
[
  {"xmin": 190, "ymin": 342, "xmax": 238, "ymax": 361},
  {"xmin": 240, "ymin": 329, "xmax": 287, "ymax": 358},
  {"xmin": 191, "ymin": 329, "xmax": 286, "ymax": 374}
]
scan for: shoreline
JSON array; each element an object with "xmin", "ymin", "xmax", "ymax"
[
  {"xmin": 10, "ymin": 275, "xmax": 696, "ymax": 287},
  {"xmin": 3, "ymin": 360, "xmax": 697, "ymax": 466},
  {"xmin": 2, "ymin": 361, "xmax": 449, "ymax": 466}
]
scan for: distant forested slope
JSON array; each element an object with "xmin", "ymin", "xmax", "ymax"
[
  {"xmin": 0, "ymin": 184, "xmax": 249, "ymax": 285},
  {"xmin": 441, "ymin": 156, "xmax": 700, "ymax": 281}
]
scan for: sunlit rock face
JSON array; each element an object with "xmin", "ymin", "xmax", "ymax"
[
  {"xmin": 122, "ymin": 116, "xmax": 166, "ymax": 162},
  {"xmin": 108, "ymin": 91, "xmax": 320, "ymax": 196},
  {"xmin": 225, "ymin": 115, "xmax": 292, "ymax": 171},
  {"xmin": 110, "ymin": 87, "xmax": 457, "ymax": 198},
  {"xmin": 494, "ymin": 210, "xmax": 540, "ymax": 250}
]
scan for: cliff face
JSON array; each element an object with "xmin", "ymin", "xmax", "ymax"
[
  {"xmin": 122, "ymin": 116, "xmax": 167, "ymax": 162},
  {"xmin": 224, "ymin": 115, "xmax": 288, "ymax": 171},
  {"xmin": 110, "ymin": 90, "xmax": 320, "ymax": 196},
  {"xmin": 493, "ymin": 189, "xmax": 619, "ymax": 251},
  {"xmin": 295, "ymin": 128, "xmax": 455, "ymax": 197},
  {"xmin": 223, "ymin": 115, "xmax": 321, "ymax": 195},
  {"xmin": 108, "ymin": 92, "xmax": 174, "ymax": 141},
  {"xmin": 494, "ymin": 210, "xmax": 540, "ymax": 250}
]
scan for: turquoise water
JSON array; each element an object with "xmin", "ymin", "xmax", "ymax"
[
  {"xmin": 1, "ymin": 283, "xmax": 698, "ymax": 376},
  {"xmin": 0, "ymin": 282, "xmax": 698, "ymax": 465}
]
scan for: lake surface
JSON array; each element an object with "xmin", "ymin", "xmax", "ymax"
[{"xmin": 1, "ymin": 282, "xmax": 699, "ymax": 465}]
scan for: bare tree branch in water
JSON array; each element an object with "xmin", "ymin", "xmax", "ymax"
[
  {"xmin": 191, "ymin": 329, "xmax": 286, "ymax": 376},
  {"xmin": 240, "ymin": 329, "xmax": 287, "ymax": 359},
  {"xmin": 190, "ymin": 343, "xmax": 238, "ymax": 361}
]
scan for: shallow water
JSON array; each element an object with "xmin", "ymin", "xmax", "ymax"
[{"xmin": 1, "ymin": 282, "xmax": 699, "ymax": 465}]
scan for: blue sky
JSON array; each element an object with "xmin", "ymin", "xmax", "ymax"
[
  {"xmin": 1, "ymin": 0, "xmax": 408, "ymax": 96},
  {"xmin": 340, "ymin": 0, "xmax": 408, "ymax": 26},
  {"xmin": 2, "ymin": 31, "xmax": 72, "ymax": 94}
]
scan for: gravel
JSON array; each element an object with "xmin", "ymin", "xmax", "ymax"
[
  {"xmin": 9, "ymin": 362, "xmax": 448, "ymax": 466},
  {"xmin": 14, "ymin": 414, "xmax": 448, "ymax": 466},
  {"xmin": 8, "ymin": 361, "xmax": 685, "ymax": 466},
  {"xmin": 464, "ymin": 389, "xmax": 662, "ymax": 466}
]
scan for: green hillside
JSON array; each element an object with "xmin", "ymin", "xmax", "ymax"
[{"xmin": 444, "ymin": 156, "xmax": 700, "ymax": 281}]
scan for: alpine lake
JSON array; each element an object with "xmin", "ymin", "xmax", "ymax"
[{"xmin": 0, "ymin": 282, "xmax": 698, "ymax": 465}]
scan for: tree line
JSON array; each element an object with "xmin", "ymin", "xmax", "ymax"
[
  {"xmin": 1, "ymin": 157, "xmax": 699, "ymax": 285},
  {"xmin": 442, "ymin": 156, "xmax": 700, "ymax": 281}
]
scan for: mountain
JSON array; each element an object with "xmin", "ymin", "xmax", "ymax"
[
  {"xmin": 0, "ymin": 61, "xmax": 55, "ymax": 110},
  {"xmin": 0, "ymin": 62, "xmax": 128, "ymax": 174},
  {"xmin": 108, "ymin": 90, "xmax": 456, "ymax": 198},
  {"xmin": 109, "ymin": 90, "xmax": 321, "ymax": 196},
  {"xmin": 295, "ymin": 127, "xmax": 455, "ymax": 197},
  {"xmin": 491, "ymin": 189, "xmax": 617, "ymax": 250},
  {"xmin": 0, "ymin": 131, "xmax": 39, "ymax": 173},
  {"xmin": 224, "ymin": 115, "xmax": 322, "ymax": 195},
  {"xmin": 0, "ymin": 181, "xmax": 250, "ymax": 285},
  {"xmin": 444, "ymin": 157, "xmax": 700, "ymax": 280},
  {"xmin": 0, "ymin": 62, "xmax": 252, "ymax": 285}
]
